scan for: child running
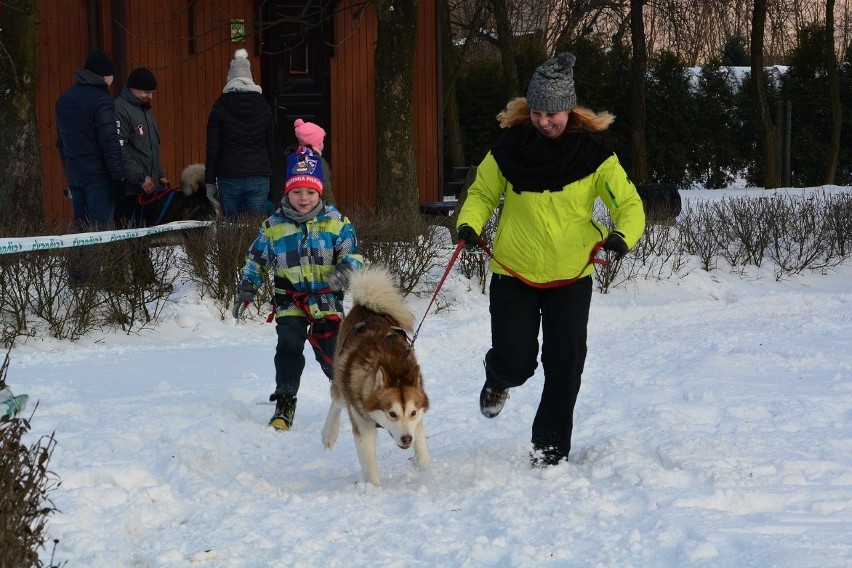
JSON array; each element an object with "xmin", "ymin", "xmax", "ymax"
[{"xmin": 233, "ymin": 148, "xmax": 363, "ymax": 430}]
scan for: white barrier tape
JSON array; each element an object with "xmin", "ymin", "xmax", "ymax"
[{"xmin": 0, "ymin": 220, "xmax": 214, "ymax": 255}]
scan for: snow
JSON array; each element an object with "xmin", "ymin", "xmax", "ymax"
[{"xmin": 8, "ymin": 188, "xmax": 852, "ymax": 567}]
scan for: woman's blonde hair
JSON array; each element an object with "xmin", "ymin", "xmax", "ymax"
[{"xmin": 496, "ymin": 97, "xmax": 614, "ymax": 132}]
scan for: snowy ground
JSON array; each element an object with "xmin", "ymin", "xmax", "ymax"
[{"xmin": 8, "ymin": 188, "xmax": 852, "ymax": 567}]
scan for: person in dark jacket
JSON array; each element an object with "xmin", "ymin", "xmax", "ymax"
[
  {"xmin": 56, "ymin": 50, "xmax": 125, "ymax": 284},
  {"xmin": 113, "ymin": 67, "xmax": 171, "ymax": 288},
  {"xmin": 204, "ymin": 49, "xmax": 275, "ymax": 219},
  {"xmin": 55, "ymin": 50, "xmax": 124, "ymax": 232},
  {"xmin": 114, "ymin": 67, "xmax": 169, "ymax": 227}
]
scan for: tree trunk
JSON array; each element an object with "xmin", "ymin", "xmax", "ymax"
[
  {"xmin": 490, "ymin": 0, "xmax": 519, "ymax": 100},
  {"xmin": 441, "ymin": 0, "xmax": 465, "ymax": 170},
  {"xmin": 750, "ymin": 0, "xmax": 781, "ymax": 189},
  {"xmin": 374, "ymin": 0, "xmax": 420, "ymax": 217},
  {"xmin": 824, "ymin": 0, "xmax": 841, "ymax": 185},
  {"xmin": 629, "ymin": 0, "xmax": 649, "ymax": 184},
  {"xmin": 0, "ymin": 0, "xmax": 42, "ymax": 232}
]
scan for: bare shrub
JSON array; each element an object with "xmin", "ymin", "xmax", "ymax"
[
  {"xmin": 99, "ymin": 241, "xmax": 179, "ymax": 332},
  {"xmin": 593, "ymin": 253, "xmax": 624, "ymax": 293},
  {"xmin": 822, "ymin": 192, "xmax": 852, "ymax": 259},
  {"xmin": 767, "ymin": 193, "xmax": 836, "ymax": 279},
  {"xmin": 0, "ymin": 351, "xmax": 64, "ymax": 568},
  {"xmin": 677, "ymin": 201, "xmax": 720, "ymax": 271},
  {"xmin": 347, "ymin": 206, "xmax": 446, "ymax": 296},
  {"xmin": 29, "ymin": 249, "xmax": 103, "ymax": 341},
  {"xmin": 181, "ymin": 213, "xmax": 273, "ymax": 318},
  {"xmin": 714, "ymin": 197, "xmax": 773, "ymax": 267},
  {"xmin": 631, "ymin": 223, "xmax": 690, "ymax": 280},
  {"xmin": 0, "ymin": 253, "xmax": 34, "ymax": 346}
]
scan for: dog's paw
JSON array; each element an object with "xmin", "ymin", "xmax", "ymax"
[
  {"xmin": 413, "ymin": 448, "xmax": 432, "ymax": 468},
  {"xmin": 363, "ymin": 472, "xmax": 381, "ymax": 487},
  {"xmin": 413, "ymin": 431, "xmax": 431, "ymax": 468},
  {"xmin": 321, "ymin": 425, "xmax": 339, "ymax": 449},
  {"xmin": 321, "ymin": 407, "xmax": 341, "ymax": 448}
]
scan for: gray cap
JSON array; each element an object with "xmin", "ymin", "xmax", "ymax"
[
  {"xmin": 526, "ymin": 52, "xmax": 577, "ymax": 113},
  {"xmin": 226, "ymin": 49, "xmax": 253, "ymax": 83}
]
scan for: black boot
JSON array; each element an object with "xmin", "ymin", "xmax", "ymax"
[
  {"xmin": 479, "ymin": 383, "xmax": 509, "ymax": 418},
  {"xmin": 269, "ymin": 395, "xmax": 297, "ymax": 430}
]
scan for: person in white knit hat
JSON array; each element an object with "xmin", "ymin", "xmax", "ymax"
[{"xmin": 204, "ymin": 49, "xmax": 275, "ymax": 219}]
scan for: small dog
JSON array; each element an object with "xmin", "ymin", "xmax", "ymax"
[
  {"xmin": 158, "ymin": 163, "xmax": 217, "ymax": 223},
  {"xmin": 321, "ymin": 266, "xmax": 431, "ymax": 486}
]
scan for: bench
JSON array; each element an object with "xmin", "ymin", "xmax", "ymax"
[{"xmin": 444, "ymin": 166, "xmax": 476, "ymax": 198}]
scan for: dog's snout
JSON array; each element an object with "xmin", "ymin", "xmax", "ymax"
[{"xmin": 400, "ymin": 434, "xmax": 412, "ymax": 448}]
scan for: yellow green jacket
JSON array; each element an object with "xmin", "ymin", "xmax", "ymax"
[{"xmin": 457, "ymin": 145, "xmax": 645, "ymax": 284}]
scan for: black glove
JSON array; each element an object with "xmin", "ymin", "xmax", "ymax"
[
  {"xmin": 457, "ymin": 224, "xmax": 480, "ymax": 250},
  {"xmin": 327, "ymin": 265, "xmax": 352, "ymax": 292},
  {"xmin": 232, "ymin": 281, "xmax": 256, "ymax": 319},
  {"xmin": 603, "ymin": 231, "xmax": 628, "ymax": 260}
]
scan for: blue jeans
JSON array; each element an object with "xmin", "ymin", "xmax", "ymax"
[
  {"xmin": 68, "ymin": 179, "xmax": 116, "ymax": 283},
  {"xmin": 69, "ymin": 179, "xmax": 116, "ymax": 231},
  {"xmin": 217, "ymin": 176, "xmax": 273, "ymax": 219}
]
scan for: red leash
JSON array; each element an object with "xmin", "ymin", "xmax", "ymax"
[
  {"xmin": 136, "ymin": 181, "xmax": 173, "ymax": 206},
  {"xmin": 408, "ymin": 238, "xmax": 608, "ymax": 345},
  {"xmin": 475, "ymin": 240, "xmax": 609, "ymax": 289},
  {"xmin": 410, "ymin": 240, "xmax": 466, "ymax": 345}
]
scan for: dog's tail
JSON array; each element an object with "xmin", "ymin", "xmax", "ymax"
[{"xmin": 349, "ymin": 265, "xmax": 415, "ymax": 332}]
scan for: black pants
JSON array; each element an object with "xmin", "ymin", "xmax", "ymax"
[
  {"xmin": 113, "ymin": 193, "xmax": 157, "ymax": 284},
  {"xmin": 273, "ymin": 316, "xmax": 338, "ymax": 399},
  {"xmin": 485, "ymin": 274, "xmax": 592, "ymax": 457}
]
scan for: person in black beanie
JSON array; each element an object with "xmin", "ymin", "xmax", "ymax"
[
  {"xmin": 55, "ymin": 50, "xmax": 125, "ymax": 283},
  {"xmin": 456, "ymin": 52, "xmax": 646, "ymax": 467},
  {"xmin": 114, "ymin": 66, "xmax": 168, "ymax": 227},
  {"xmin": 114, "ymin": 66, "xmax": 170, "ymax": 287}
]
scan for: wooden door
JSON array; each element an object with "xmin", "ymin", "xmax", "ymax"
[{"xmin": 260, "ymin": 1, "xmax": 335, "ymax": 203}]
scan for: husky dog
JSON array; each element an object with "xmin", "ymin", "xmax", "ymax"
[{"xmin": 321, "ymin": 266, "xmax": 431, "ymax": 486}]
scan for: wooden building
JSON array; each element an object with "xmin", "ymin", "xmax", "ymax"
[{"xmin": 36, "ymin": 0, "xmax": 442, "ymax": 220}]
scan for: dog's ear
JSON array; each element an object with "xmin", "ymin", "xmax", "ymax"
[{"xmin": 374, "ymin": 367, "xmax": 386, "ymax": 389}]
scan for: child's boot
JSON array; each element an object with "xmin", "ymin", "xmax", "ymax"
[{"xmin": 269, "ymin": 395, "xmax": 297, "ymax": 430}]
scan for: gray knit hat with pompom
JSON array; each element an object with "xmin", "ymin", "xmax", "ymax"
[
  {"xmin": 526, "ymin": 52, "xmax": 577, "ymax": 113},
  {"xmin": 227, "ymin": 49, "xmax": 253, "ymax": 83}
]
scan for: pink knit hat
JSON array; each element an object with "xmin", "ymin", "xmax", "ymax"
[{"xmin": 294, "ymin": 118, "xmax": 326, "ymax": 153}]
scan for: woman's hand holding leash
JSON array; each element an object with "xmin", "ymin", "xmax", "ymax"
[
  {"xmin": 602, "ymin": 231, "xmax": 628, "ymax": 260},
  {"xmin": 457, "ymin": 224, "xmax": 480, "ymax": 250}
]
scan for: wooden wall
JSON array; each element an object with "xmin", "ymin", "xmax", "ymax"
[
  {"xmin": 329, "ymin": 0, "xmax": 440, "ymax": 211},
  {"xmin": 37, "ymin": 0, "xmax": 259, "ymax": 220},
  {"xmin": 37, "ymin": 0, "xmax": 92, "ymax": 220},
  {"xmin": 36, "ymin": 0, "xmax": 441, "ymax": 220}
]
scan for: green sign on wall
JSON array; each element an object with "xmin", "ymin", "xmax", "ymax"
[{"xmin": 230, "ymin": 19, "xmax": 245, "ymax": 42}]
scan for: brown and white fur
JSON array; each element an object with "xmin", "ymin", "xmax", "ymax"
[{"xmin": 321, "ymin": 266, "xmax": 431, "ymax": 486}]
